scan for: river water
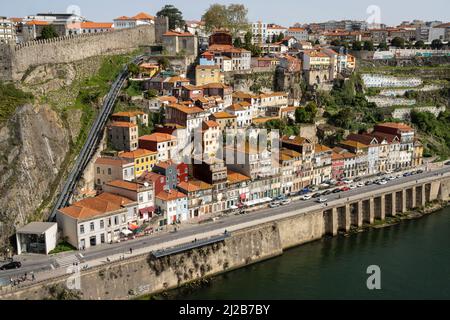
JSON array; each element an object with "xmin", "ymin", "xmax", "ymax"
[{"xmin": 175, "ymin": 208, "xmax": 450, "ymax": 300}]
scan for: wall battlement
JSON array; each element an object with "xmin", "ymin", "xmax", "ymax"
[{"xmin": 0, "ymin": 25, "xmax": 155, "ymax": 82}]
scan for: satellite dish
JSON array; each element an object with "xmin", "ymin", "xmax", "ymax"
[{"xmin": 144, "ymin": 182, "xmax": 149, "ymax": 187}]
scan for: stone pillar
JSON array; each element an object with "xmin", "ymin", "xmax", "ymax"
[
  {"xmin": 379, "ymin": 195, "xmax": 386, "ymax": 221},
  {"xmin": 369, "ymin": 198, "xmax": 375, "ymax": 224},
  {"xmin": 344, "ymin": 204, "xmax": 351, "ymax": 232},
  {"xmin": 421, "ymin": 184, "xmax": 426, "ymax": 207},
  {"xmin": 391, "ymin": 192, "xmax": 396, "ymax": 216},
  {"xmin": 411, "ymin": 186, "xmax": 417, "ymax": 209},
  {"xmin": 331, "ymin": 207, "xmax": 338, "ymax": 236},
  {"xmin": 357, "ymin": 201, "xmax": 363, "ymax": 227},
  {"xmin": 401, "ymin": 189, "xmax": 407, "ymax": 213}
]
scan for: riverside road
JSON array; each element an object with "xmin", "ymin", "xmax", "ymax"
[{"xmin": 1, "ymin": 165, "xmax": 449, "ymax": 285}]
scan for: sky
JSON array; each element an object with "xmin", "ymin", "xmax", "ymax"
[{"xmin": 2, "ymin": 0, "xmax": 449, "ymax": 27}]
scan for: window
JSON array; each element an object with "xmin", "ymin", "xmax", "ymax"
[
  {"xmin": 97, "ymin": 167, "xmax": 100, "ymax": 174},
  {"xmin": 90, "ymin": 222, "xmax": 94, "ymax": 231},
  {"xmin": 122, "ymin": 215, "xmax": 126, "ymax": 223},
  {"xmin": 79, "ymin": 224, "xmax": 85, "ymax": 234},
  {"xmin": 100, "ymin": 220, "xmax": 104, "ymax": 229},
  {"xmin": 100, "ymin": 234, "xmax": 105, "ymax": 244},
  {"xmin": 114, "ymin": 216, "xmax": 119, "ymax": 225},
  {"xmin": 108, "ymin": 168, "xmax": 112, "ymax": 175}
]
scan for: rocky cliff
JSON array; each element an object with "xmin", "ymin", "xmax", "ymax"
[
  {"xmin": 0, "ymin": 54, "xmax": 127, "ymax": 254},
  {"xmin": 0, "ymin": 104, "xmax": 74, "ymax": 249}
]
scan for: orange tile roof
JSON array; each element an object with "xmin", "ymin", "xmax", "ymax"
[
  {"xmin": 109, "ymin": 121, "xmax": 137, "ymax": 128},
  {"xmin": 156, "ymin": 190, "xmax": 187, "ymax": 201},
  {"xmin": 212, "ymin": 111, "xmax": 236, "ymax": 119},
  {"xmin": 105, "ymin": 180, "xmax": 142, "ymax": 192},
  {"xmin": 67, "ymin": 22, "xmax": 113, "ymax": 29},
  {"xmin": 26, "ymin": 20, "xmax": 49, "ymax": 26},
  {"xmin": 227, "ymin": 104, "xmax": 247, "ymax": 112},
  {"xmin": 163, "ymin": 31, "xmax": 194, "ymax": 37},
  {"xmin": 178, "ymin": 180, "xmax": 212, "ymax": 192},
  {"xmin": 59, "ymin": 192, "xmax": 134, "ymax": 220},
  {"xmin": 158, "ymin": 96, "xmax": 178, "ymax": 103},
  {"xmin": 94, "ymin": 157, "xmax": 133, "ymax": 166},
  {"xmin": 375, "ymin": 122, "xmax": 413, "ymax": 131},
  {"xmin": 227, "ymin": 170, "xmax": 251, "ymax": 184},
  {"xmin": 112, "ymin": 111, "xmax": 145, "ymax": 118},
  {"xmin": 166, "ymin": 76, "xmax": 190, "ymax": 83},
  {"xmin": 314, "ymin": 144, "xmax": 332, "ymax": 153},
  {"xmin": 132, "ymin": 12, "xmax": 155, "ymax": 20},
  {"xmin": 202, "ymin": 120, "xmax": 220, "ymax": 129},
  {"xmin": 340, "ymin": 140, "xmax": 368, "ymax": 149},
  {"xmin": 288, "ymin": 27, "xmax": 306, "ymax": 32},
  {"xmin": 139, "ymin": 133, "xmax": 176, "ymax": 143},
  {"xmin": 119, "ymin": 148, "xmax": 157, "ymax": 159},
  {"xmin": 115, "ymin": 15, "xmax": 133, "ymax": 21},
  {"xmin": 281, "ymin": 135, "xmax": 311, "ymax": 145},
  {"xmin": 154, "ymin": 160, "xmax": 176, "ymax": 169},
  {"xmin": 167, "ymin": 103, "xmax": 205, "ymax": 115}
]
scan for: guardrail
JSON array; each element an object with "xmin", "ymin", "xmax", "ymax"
[{"xmin": 48, "ymin": 55, "xmax": 145, "ymax": 221}]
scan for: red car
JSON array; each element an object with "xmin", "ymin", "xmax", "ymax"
[
  {"xmin": 336, "ymin": 181, "xmax": 346, "ymax": 186},
  {"xmin": 340, "ymin": 187, "xmax": 351, "ymax": 192}
]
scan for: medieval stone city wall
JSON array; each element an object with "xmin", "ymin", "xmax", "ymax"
[{"xmin": 0, "ymin": 25, "xmax": 155, "ymax": 82}]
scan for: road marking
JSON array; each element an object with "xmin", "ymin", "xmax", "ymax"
[{"xmin": 54, "ymin": 255, "xmax": 80, "ymax": 268}]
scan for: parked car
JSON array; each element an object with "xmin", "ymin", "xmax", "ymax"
[
  {"xmin": 309, "ymin": 186, "xmax": 319, "ymax": 192},
  {"xmin": 445, "ymin": 161, "xmax": 450, "ymax": 166},
  {"xmin": 312, "ymin": 192, "xmax": 322, "ymax": 198},
  {"xmin": 281, "ymin": 199, "xmax": 292, "ymax": 205},
  {"xmin": 403, "ymin": 172, "xmax": 412, "ymax": 177},
  {"xmin": 269, "ymin": 201, "xmax": 280, "ymax": 208},
  {"xmin": 377, "ymin": 180, "xmax": 388, "ymax": 185},
  {"xmin": 388, "ymin": 176, "xmax": 396, "ymax": 181},
  {"xmin": 332, "ymin": 188, "xmax": 342, "ymax": 193},
  {"xmin": 275, "ymin": 195, "xmax": 286, "ymax": 201},
  {"xmin": 322, "ymin": 190, "xmax": 333, "ymax": 195},
  {"xmin": 342, "ymin": 179, "xmax": 353, "ymax": 184},
  {"xmin": 349, "ymin": 185, "xmax": 357, "ymax": 189},
  {"xmin": 0, "ymin": 261, "xmax": 21, "ymax": 270},
  {"xmin": 336, "ymin": 181, "xmax": 346, "ymax": 186},
  {"xmin": 356, "ymin": 182, "xmax": 365, "ymax": 188},
  {"xmin": 340, "ymin": 186, "xmax": 351, "ymax": 192},
  {"xmin": 354, "ymin": 177, "xmax": 362, "ymax": 182},
  {"xmin": 301, "ymin": 194, "xmax": 312, "ymax": 200},
  {"xmin": 316, "ymin": 198, "xmax": 327, "ymax": 203},
  {"xmin": 417, "ymin": 169, "xmax": 424, "ymax": 174},
  {"xmin": 365, "ymin": 180, "xmax": 373, "ymax": 186}
]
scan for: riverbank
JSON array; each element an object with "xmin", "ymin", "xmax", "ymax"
[{"xmin": 142, "ymin": 200, "xmax": 449, "ymax": 300}]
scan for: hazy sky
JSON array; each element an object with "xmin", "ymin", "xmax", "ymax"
[{"xmin": 2, "ymin": 0, "xmax": 449, "ymax": 26}]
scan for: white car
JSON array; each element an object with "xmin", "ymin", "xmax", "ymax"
[
  {"xmin": 301, "ymin": 194, "xmax": 312, "ymax": 201},
  {"xmin": 377, "ymin": 180, "xmax": 388, "ymax": 185},
  {"xmin": 316, "ymin": 198, "xmax": 327, "ymax": 203},
  {"xmin": 342, "ymin": 179, "xmax": 353, "ymax": 184},
  {"xmin": 269, "ymin": 201, "xmax": 280, "ymax": 208},
  {"xmin": 356, "ymin": 182, "xmax": 364, "ymax": 188},
  {"xmin": 388, "ymin": 176, "xmax": 396, "ymax": 181},
  {"xmin": 349, "ymin": 185, "xmax": 357, "ymax": 189},
  {"xmin": 281, "ymin": 199, "xmax": 292, "ymax": 205}
]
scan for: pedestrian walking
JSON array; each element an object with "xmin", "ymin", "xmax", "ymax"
[
  {"xmin": 31, "ymin": 273, "xmax": 35, "ymax": 281},
  {"xmin": 129, "ymin": 248, "xmax": 133, "ymax": 254}
]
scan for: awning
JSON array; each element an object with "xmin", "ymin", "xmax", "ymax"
[
  {"xmin": 139, "ymin": 206, "xmax": 155, "ymax": 215},
  {"xmin": 128, "ymin": 223, "xmax": 139, "ymax": 231},
  {"xmin": 121, "ymin": 229, "xmax": 133, "ymax": 236},
  {"xmin": 244, "ymin": 197, "xmax": 272, "ymax": 207}
]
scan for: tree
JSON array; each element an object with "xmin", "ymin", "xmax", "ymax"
[
  {"xmin": 378, "ymin": 41, "xmax": 388, "ymax": 50},
  {"xmin": 40, "ymin": 25, "xmax": 59, "ymax": 40},
  {"xmin": 244, "ymin": 31, "xmax": 252, "ymax": 47},
  {"xmin": 276, "ymin": 33, "xmax": 284, "ymax": 42},
  {"xmin": 157, "ymin": 57, "xmax": 170, "ymax": 70},
  {"xmin": 431, "ymin": 39, "xmax": 443, "ymax": 50},
  {"xmin": 415, "ymin": 40, "xmax": 425, "ymax": 49},
  {"xmin": 330, "ymin": 40, "xmax": 342, "ymax": 46},
  {"xmin": 295, "ymin": 102, "xmax": 317, "ymax": 124},
  {"xmin": 315, "ymin": 39, "xmax": 320, "ymax": 45},
  {"xmin": 157, "ymin": 5, "xmax": 185, "ymax": 30},
  {"xmin": 352, "ymin": 41, "xmax": 362, "ymax": 51},
  {"xmin": 127, "ymin": 63, "xmax": 139, "ymax": 76},
  {"xmin": 233, "ymin": 37, "xmax": 243, "ymax": 48},
  {"xmin": 201, "ymin": 3, "xmax": 249, "ymax": 36},
  {"xmin": 363, "ymin": 41, "xmax": 374, "ymax": 51},
  {"xmin": 391, "ymin": 37, "xmax": 405, "ymax": 48}
]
